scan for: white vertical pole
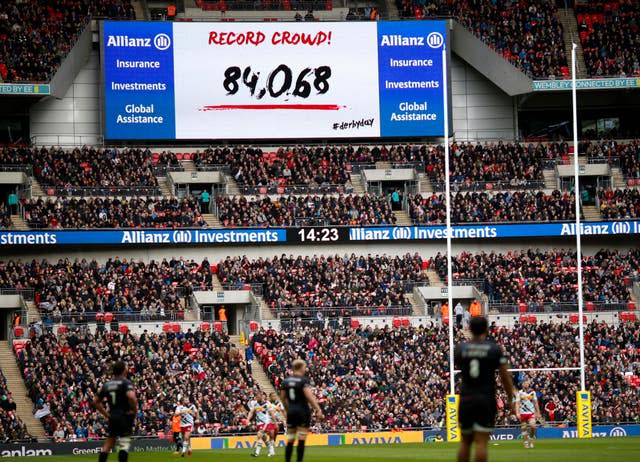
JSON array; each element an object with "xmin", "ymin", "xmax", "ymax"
[
  {"xmin": 572, "ymin": 43, "xmax": 587, "ymax": 392},
  {"xmin": 442, "ymin": 46, "xmax": 455, "ymax": 394}
]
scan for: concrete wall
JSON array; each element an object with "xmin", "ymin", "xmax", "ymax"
[
  {"xmin": 450, "ymin": 54, "xmax": 516, "ymax": 141},
  {"xmin": 30, "ymin": 51, "xmax": 101, "ymax": 146}
]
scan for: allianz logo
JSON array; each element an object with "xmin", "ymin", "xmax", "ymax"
[{"xmin": 106, "ymin": 33, "xmax": 171, "ymax": 50}]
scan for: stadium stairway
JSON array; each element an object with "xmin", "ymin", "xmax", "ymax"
[
  {"xmin": 257, "ymin": 297, "xmax": 275, "ymax": 321},
  {"xmin": 10, "ymin": 215, "xmax": 29, "ymax": 230},
  {"xmin": 582, "ymin": 205, "xmax": 602, "ymax": 221},
  {"xmin": 425, "ymin": 269, "xmax": 444, "ymax": 287},
  {"xmin": 375, "ymin": 161, "xmax": 392, "ymax": 169},
  {"xmin": 394, "ymin": 210, "xmax": 413, "ymax": 226},
  {"xmin": 225, "ymin": 177, "xmax": 241, "ymax": 195},
  {"xmin": 25, "ymin": 300, "xmax": 41, "ymax": 323},
  {"xmin": 557, "ymin": 8, "xmax": 588, "ymax": 79},
  {"xmin": 418, "ymin": 174, "xmax": 433, "ymax": 194},
  {"xmin": 203, "ymin": 214, "xmax": 223, "ymax": 228},
  {"xmin": 156, "ymin": 177, "xmax": 174, "ymax": 197},
  {"xmin": 229, "ymin": 335, "xmax": 277, "ymax": 396},
  {"xmin": 131, "ymin": 0, "xmax": 147, "ymax": 20},
  {"xmin": 349, "ymin": 174, "xmax": 366, "ymax": 195},
  {"xmin": 543, "ymin": 169, "xmax": 558, "ymax": 189},
  {"xmin": 610, "ymin": 167, "xmax": 626, "ymax": 189},
  {"xmin": 0, "ymin": 342, "xmax": 46, "ymax": 439},
  {"xmin": 181, "ymin": 160, "xmax": 197, "ymax": 173},
  {"xmin": 30, "ymin": 178, "xmax": 44, "ymax": 197},
  {"xmin": 212, "ymin": 274, "xmax": 224, "ymax": 291},
  {"xmin": 405, "ymin": 293, "xmax": 426, "ymax": 316}
]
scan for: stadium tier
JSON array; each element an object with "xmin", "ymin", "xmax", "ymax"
[
  {"xmin": 4, "ymin": 321, "xmax": 638, "ymax": 441},
  {"xmin": 0, "ymin": 0, "xmax": 134, "ymax": 83}
]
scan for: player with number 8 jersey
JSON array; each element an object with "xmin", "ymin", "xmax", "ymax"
[{"xmin": 454, "ymin": 317, "xmax": 515, "ymax": 462}]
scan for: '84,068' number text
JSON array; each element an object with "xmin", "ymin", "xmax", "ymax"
[{"xmin": 223, "ymin": 64, "xmax": 331, "ymax": 99}]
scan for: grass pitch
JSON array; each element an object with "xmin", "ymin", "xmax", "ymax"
[{"xmin": 3, "ymin": 438, "xmax": 639, "ymax": 462}]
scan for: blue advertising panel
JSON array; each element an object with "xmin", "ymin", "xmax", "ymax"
[
  {"xmin": 0, "ymin": 221, "xmax": 638, "ymax": 246},
  {"xmin": 377, "ymin": 20, "xmax": 446, "ymax": 137},
  {"xmin": 102, "ymin": 21, "xmax": 447, "ymax": 140},
  {"xmin": 103, "ymin": 21, "xmax": 176, "ymax": 139}
]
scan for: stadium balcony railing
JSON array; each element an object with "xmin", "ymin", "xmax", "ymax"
[
  {"xmin": 44, "ymin": 310, "xmax": 186, "ymax": 325},
  {"xmin": 429, "ymin": 179, "xmax": 547, "ymax": 192},
  {"xmin": 222, "ymin": 282, "xmax": 264, "ymax": 296},
  {"xmin": 488, "ymin": 301, "xmax": 632, "ymax": 314},
  {"xmin": 237, "ymin": 183, "xmax": 351, "ymax": 195},
  {"xmin": 0, "ymin": 165, "xmax": 32, "ymax": 175},
  {"xmin": 275, "ymin": 304, "xmax": 415, "ymax": 319},
  {"xmin": 0, "ymin": 288, "xmax": 35, "ymax": 300},
  {"xmin": 37, "ymin": 185, "xmax": 162, "ymax": 197},
  {"xmin": 195, "ymin": 164, "xmax": 232, "ymax": 174}
]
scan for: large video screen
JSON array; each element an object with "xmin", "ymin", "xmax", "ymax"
[{"xmin": 102, "ymin": 20, "xmax": 447, "ymax": 140}]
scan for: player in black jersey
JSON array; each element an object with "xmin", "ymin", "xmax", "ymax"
[
  {"xmin": 280, "ymin": 359, "xmax": 324, "ymax": 462},
  {"xmin": 454, "ymin": 316, "xmax": 515, "ymax": 462},
  {"xmin": 93, "ymin": 361, "xmax": 137, "ymax": 462}
]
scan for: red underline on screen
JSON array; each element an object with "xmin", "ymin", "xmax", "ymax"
[{"xmin": 199, "ymin": 104, "xmax": 345, "ymax": 111}]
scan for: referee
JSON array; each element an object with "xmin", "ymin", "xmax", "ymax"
[{"xmin": 454, "ymin": 316, "xmax": 515, "ymax": 462}]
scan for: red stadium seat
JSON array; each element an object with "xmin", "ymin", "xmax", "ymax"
[
  {"xmin": 586, "ymin": 301, "xmax": 595, "ymax": 312},
  {"xmin": 162, "ymin": 323, "xmax": 172, "ymax": 333},
  {"xmin": 95, "ymin": 312, "xmax": 105, "ymax": 321},
  {"xmin": 119, "ymin": 325, "xmax": 129, "ymax": 334},
  {"xmin": 350, "ymin": 319, "xmax": 360, "ymax": 329},
  {"xmin": 57, "ymin": 325, "xmax": 68, "ymax": 334},
  {"xmin": 392, "ymin": 318, "xmax": 401, "ymax": 328},
  {"xmin": 401, "ymin": 318, "xmax": 410, "ymax": 328},
  {"xmin": 171, "ymin": 323, "xmax": 181, "ymax": 333},
  {"xmin": 519, "ymin": 302, "xmax": 527, "ymax": 313},
  {"xmin": 249, "ymin": 320, "xmax": 259, "ymax": 332},
  {"xmin": 13, "ymin": 326, "xmax": 24, "ymax": 338},
  {"xmin": 214, "ymin": 321, "xmax": 223, "ymax": 332},
  {"xmin": 200, "ymin": 322, "xmax": 211, "ymax": 331},
  {"xmin": 104, "ymin": 312, "xmax": 114, "ymax": 323},
  {"xmin": 627, "ymin": 301, "xmax": 636, "ymax": 310}
]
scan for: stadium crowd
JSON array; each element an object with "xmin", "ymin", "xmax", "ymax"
[
  {"xmin": 252, "ymin": 321, "xmax": 640, "ymax": 430},
  {"xmin": 16, "ymin": 329, "xmax": 255, "ymax": 439},
  {"xmin": 582, "ymin": 139, "xmax": 640, "ymax": 179},
  {"xmin": 0, "ymin": 370, "xmax": 30, "ymax": 443},
  {"xmin": 578, "ymin": 1, "xmax": 640, "ymax": 77},
  {"xmin": 216, "ymin": 194, "xmax": 396, "ymax": 227},
  {"xmin": 398, "ymin": 0, "xmax": 567, "ymax": 79},
  {"xmin": 22, "ymin": 197, "xmax": 206, "ymax": 229},
  {"xmin": 430, "ymin": 248, "xmax": 640, "ymax": 307},
  {"xmin": 0, "ymin": 146, "xmax": 180, "ymax": 195},
  {"xmin": 193, "ymin": 142, "xmax": 554, "ymax": 191},
  {"xmin": 409, "ymin": 190, "xmax": 577, "ymax": 224},
  {"xmin": 0, "ymin": 203, "xmax": 11, "ymax": 229},
  {"xmin": 216, "ymin": 254, "xmax": 427, "ymax": 318},
  {"xmin": 0, "ymin": 0, "xmax": 134, "ymax": 82},
  {"xmin": 598, "ymin": 188, "xmax": 640, "ymax": 219},
  {"xmin": 0, "ymin": 257, "xmax": 213, "ymax": 319}
]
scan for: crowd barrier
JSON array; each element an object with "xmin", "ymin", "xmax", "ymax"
[{"xmin": 1, "ymin": 426, "xmax": 638, "ymax": 457}]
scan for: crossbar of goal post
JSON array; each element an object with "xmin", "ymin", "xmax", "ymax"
[{"xmin": 443, "ymin": 44, "xmax": 592, "ymax": 442}]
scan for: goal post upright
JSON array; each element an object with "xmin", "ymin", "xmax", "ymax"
[
  {"xmin": 441, "ymin": 44, "xmax": 460, "ymax": 443},
  {"xmin": 571, "ymin": 42, "xmax": 592, "ymax": 438}
]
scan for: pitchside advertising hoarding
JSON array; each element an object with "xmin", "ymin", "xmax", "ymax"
[
  {"xmin": 2, "ymin": 426, "xmax": 639, "ymax": 457},
  {"xmin": 0, "ymin": 220, "xmax": 638, "ymax": 246},
  {"xmin": 101, "ymin": 20, "xmax": 448, "ymax": 140}
]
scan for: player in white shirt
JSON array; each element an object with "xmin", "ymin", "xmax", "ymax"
[
  {"xmin": 267, "ymin": 392, "xmax": 286, "ymax": 450},
  {"xmin": 175, "ymin": 396, "xmax": 198, "ymax": 457},
  {"xmin": 515, "ymin": 380, "xmax": 542, "ymax": 449},
  {"xmin": 247, "ymin": 391, "xmax": 277, "ymax": 457}
]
